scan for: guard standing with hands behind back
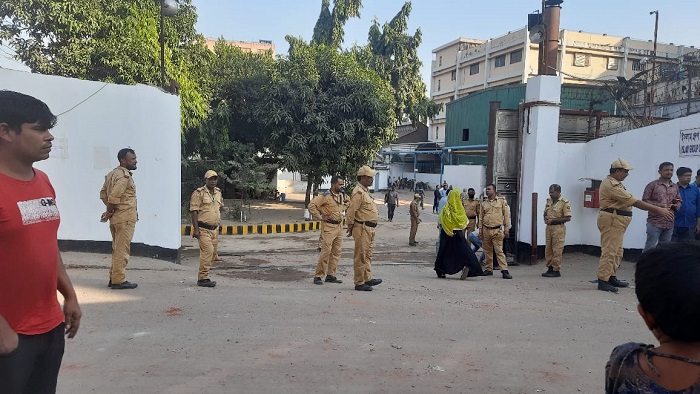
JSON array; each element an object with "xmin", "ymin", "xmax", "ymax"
[
  {"xmin": 308, "ymin": 175, "xmax": 349, "ymax": 285},
  {"xmin": 346, "ymin": 166, "xmax": 383, "ymax": 291},
  {"xmin": 189, "ymin": 170, "xmax": 223, "ymax": 288},
  {"xmin": 542, "ymin": 184, "xmax": 571, "ymax": 278}
]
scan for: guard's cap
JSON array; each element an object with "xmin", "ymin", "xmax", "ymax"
[
  {"xmin": 204, "ymin": 170, "xmax": 218, "ymax": 179},
  {"xmin": 414, "ymin": 193, "xmax": 421, "ymax": 198},
  {"xmin": 357, "ymin": 165, "xmax": 376, "ymax": 177},
  {"xmin": 610, "ymin": 158, "xmax": 634, "ymax": 171}
]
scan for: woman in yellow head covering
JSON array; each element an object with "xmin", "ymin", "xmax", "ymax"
[{"xmin": 435, "ymin": 189, "xmax": 483, "ymax": 279}]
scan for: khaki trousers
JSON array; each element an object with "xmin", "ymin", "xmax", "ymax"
[
  {"xmin": 315, "ymin": 223, "xmax": 342, "ymax": 278},
  {"xmin": 545, "ymin": 224, "xmax": 566, "ymax": 271},
  {"xmin": 482, "ymin": 227, "xmax": 508, "ymax": 271},
  {"xmin": 466, "ymin": 220, "xmax": 477, "ymax": 247},
  {"xmin": 409, "ymin": 218, "xmax": 419, "ymax": 243},
  {"xmin": 198, "ymin": 227, "xmax": 219, "ymax": 280},
  {"xmin": 352, "ymin": 224, "xmax": 375, "ymax": 285},
  {"xmin": 109, "ymin": 220, "xmax": 136, "ymax": 284},
  {"xmin": 597, "ymin": 212, "xmax": 631, "ymax": 281}
]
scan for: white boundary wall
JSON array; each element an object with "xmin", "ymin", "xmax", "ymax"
[
  {"xmin": 517, "ymin": 75, "xmax": 700, "ymax": 249},
  {"xmin": 0, "ymin": 69, "xmax": 181, "ymax": 250}
]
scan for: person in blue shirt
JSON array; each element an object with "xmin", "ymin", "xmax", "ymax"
[{"xmin": 673, "ymin": 167, "xmax": 700, "ymax": 242}]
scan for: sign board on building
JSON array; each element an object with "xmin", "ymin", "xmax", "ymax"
[{"xmin": 680, "ymin": 127, "xmax": 700, "ymax": 157}]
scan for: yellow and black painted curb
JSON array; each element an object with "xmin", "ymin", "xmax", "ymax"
[{"xmin": 181, "ymin": 221, "xmax": 322, "ymax": 236}]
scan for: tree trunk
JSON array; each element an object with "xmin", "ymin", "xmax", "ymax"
[{"xmin": 305, "ymin": 175, "xmax": 313, "ymax": 208}]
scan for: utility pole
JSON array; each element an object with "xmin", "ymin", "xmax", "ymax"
[{"xmin": 649, "ymin": 10, "xmax": 659, "ymax": 123}]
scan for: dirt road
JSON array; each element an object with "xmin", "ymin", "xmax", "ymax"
[{"xmin": 57, "ymin": 192, "xmax": 650, "ymax": 393}]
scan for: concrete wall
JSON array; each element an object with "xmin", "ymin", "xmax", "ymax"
[
  {"xmin": 0, "ymin": 69, "xmax": 181, "ymax": 254},
  {"xmin": 518, "ymin": 73, "xmax": 700, "ymax": 250},
  {"xmin": 443, "ymin": 165, "xmax": 486, "ymax": 196}
]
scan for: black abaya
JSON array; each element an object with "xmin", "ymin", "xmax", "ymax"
[{"xmin": 434, "ymin": 229, "xmax": 484, "ymax": 277}]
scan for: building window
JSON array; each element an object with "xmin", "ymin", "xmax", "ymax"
[
  {"xmin": 462, "ymin": 128, "xmax": 470, "ymax": 141},
  {"xmin": 470, "ymin": 63, "xmax": 479, "ymax": 75},
  {"xmin": 437, "ymin": 79, "xmax": 441, "ymax": 91},
  {"xmin": 510, "ymin": 50, "xmax": 522, "ymax": 64},
  {"xmin": 435, "ymin": 126, "xmax": 439, "ymax": 139},
  {"xmin": 439, "ymin": 56, "xmax": 442, "ymax": 66},
  {"xmin": 573, "ymin": 53, "xmax": 590, "ymax": 67},
  {"xmin": 494, "ymin": 55, "xmax": 506, "ymax": 68},
  {"xmin": 606, "ymin": 57, "xmax": 618, "ymax": 70},
  {"xmin": 451, "ymin": 70, "xmax": 456, "ymax": 81},
  {"xmin": 632, "ymin": 59, "xmax": 644, "ymax": 71}
]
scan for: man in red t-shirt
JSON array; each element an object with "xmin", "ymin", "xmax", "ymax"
[{"xmin": 0, "ymin": 91, "xmax": 82, "ymax": 393}]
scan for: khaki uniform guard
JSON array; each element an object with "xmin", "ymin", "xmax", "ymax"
[
  {"xmin": 409, "ymin": 193, "xmax": 421, "ymax": 245},
  {"xmin": 479, "ymin": 194, "xmax": 511, "ymax": 277},
  {"xmin": 597, "ymin": 164, "xmax": 637, "ymax": 285},
  {"xmin": 346, "ymin": 166, "xmax": 382, "ymax": 291},
  {"xmin": 543, "ymin": 196, "xmax": 572, "ymax": 275},
  {"xmin": 190, "ymin": 170, "xmax": 223, "ymax": 287},
  {"xmin": 463, "ymin": 197, "xmax": 480, "ymax": 235},
  {"xmin": 100, "ymin": 164, "xmax": 138, "ymax": 288},
  {"xmin": 308, "ymin": 188, "xmax": 349, "ymax": 283}
]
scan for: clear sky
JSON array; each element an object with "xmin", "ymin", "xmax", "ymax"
[{"xmin": 193, "ymin": 0, "xmax": 700, "ymax": 90}]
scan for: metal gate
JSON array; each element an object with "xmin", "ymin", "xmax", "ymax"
[{"xmin": 486, "ymin": 103, "xmax": 520, "ymax": 262}]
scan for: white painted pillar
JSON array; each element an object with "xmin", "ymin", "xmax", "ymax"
[{"xmin": 517, "ymin": 75, "xmax": 562, "ymax": 246}]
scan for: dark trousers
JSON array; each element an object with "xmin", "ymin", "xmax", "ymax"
[
  {"xmin": 0, "ymin": 323, "xmax": 65, "ymax": 394},
  {"xmin": 387, "ymin": 204, "xmax": 396, "ymax": 220},
  {"xmin": 672, "ymin": 226, "xmax": 696, "ymax": 242}
]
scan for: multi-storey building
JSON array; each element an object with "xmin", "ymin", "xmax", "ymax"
[{"xmin": 430, "ymin": 27, "xmax": 695, "ymax": 142}]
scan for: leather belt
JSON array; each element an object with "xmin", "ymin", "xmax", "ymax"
[
  {"xmin": 467, "ymin": 216, "xmax": 477, "ymax": 220},
  {"xmin": 484, "ymin": 225, "xmax": 502, "ymax": 229},
  {"xmin": 326, "ymin": 219, "xmax": 341, "ymax": 224},
  {"xmin": 197, "ymin": 222, "xmax": 218, "ymax": 230},
  {"xmin": 601, "ymin": 208, "xmax": 632, "ymax": 217},
  {"xmin": 355, "ymin": 220, "xmax": 377, "ymax": 228}
]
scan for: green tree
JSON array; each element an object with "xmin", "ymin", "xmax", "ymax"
[
  {"xmin": 0, "ymin": 0, "xmax": 212, "ymax": 133},
  {"xmin": 352, "ymin": 2, "xmax": 441, "ymax": 125},
  {"xmin": 311, "ymin": 0, "xmax": 362, "ymax": 49},
  {"xmin": 261, "ymin": 38, "xmax": 396, "ymax": 206}
]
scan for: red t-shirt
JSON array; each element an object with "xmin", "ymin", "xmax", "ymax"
[{"xmin": 0, "ymin": 169, "xmax": 64, "ymax": 335}]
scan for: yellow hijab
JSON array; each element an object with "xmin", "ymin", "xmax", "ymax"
[{"xmin": 440, "ymin": 189, "xmax": 469, "ymax": 236}]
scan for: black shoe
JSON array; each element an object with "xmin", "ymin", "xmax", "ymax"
[
  {"xmin": 409, "ymin": 242, "xmax": 417, "ymax": 246},
  {"xmin": 110, "ymin": 281, "xmax": 138, "ymax": 290},
  {"xmin": 609, "ymin": 276, "xmax": 629, "ymax": 288},
  {"xmin": 365, "ymin": 278, "xmax": 383, "ymax": 287},
  {"xmin": 542, "ymin": 267, "xmax": 561, "ymax": 278},
  {"xmin": 355, "ymin": 284, "xmax": 372, "ymax": 291},
  {"xmin": 482, "ymin": 270, "xmax": 493, "ymax": 276},
  {"xmin": 313, "ymin": 277, "xmax": 323, "ymax": 285},
  {"xmin": 501, "ymin": 270, "xmax": 513, "ymax": 279},
  {"xmin": 324, "ymin": 276, "xmax": 342, "ymax": 284},
  {"xmin": 197, "ymin": 279, "xmax": 217, "ymax": 288},
  {"xmin": 598, "ymin": 280, "xmax": 619, "ymax": 293}
]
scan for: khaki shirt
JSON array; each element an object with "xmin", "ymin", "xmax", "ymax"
[
  {"xmin": 599, "ymin": 175, "xmax": 638, "ymax": 211},
  {"xmin": 190, "ymin": 186, "xmax": 224, "ymax": 226},
  {"xmin": 100, "ymin": 166, "xmax": 137, "ymax": 224},
  {"xmin": 346, "ymin": 184, "xmax": 378, "ymax": 225},
  {"xmin": 462, "ymin": 198, "xmax": 480, "ymax": 219},
  {"xmin": 479, "ymin": 197, "xmax": 510, "ymax": 229},
  {"xmin": 189, "ymin": 186, "xmax": 223, "ymax": 226},
  {"xmin": 410, "ymin": 200, "xmax": 420, "ymax": 219},
  {"xmin": 544, "ymin": 197, "xmax": 572, "ymax": 224},
  {"xmin": 307, "ymin": 190, "xmax": 349, "ymax": 222}
]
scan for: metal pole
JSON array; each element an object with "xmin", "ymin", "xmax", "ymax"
[
  {"xmin": 649, "ymin": 10, "xmax": 659, "ymax": 122},
  {"xmin": 688, "ymin": 68, "xmax": 693, "ymax": 116},
  {"xmin": 160, "ymin": 1, "xmax": 166, "ymax": 89}
]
